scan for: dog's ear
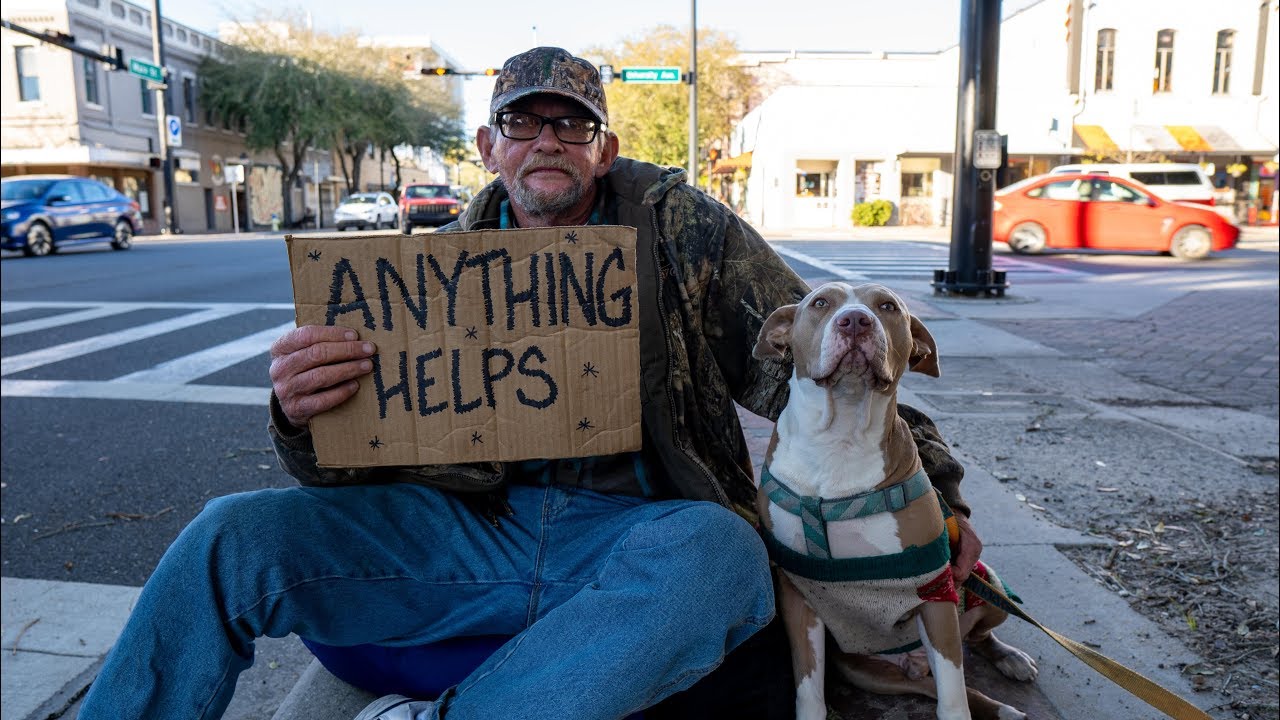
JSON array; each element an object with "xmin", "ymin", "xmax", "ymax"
[
  {"xmin": 908, "ymin": 315, "xmax": 940, "ymax": 377},
  {"xmin": 754, "ymin": 304, "xmax": 798, "ymax": 360}
]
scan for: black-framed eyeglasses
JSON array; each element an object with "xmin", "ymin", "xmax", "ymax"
[{"xmin": 494, "ymin": 111, "xmax": 604, "ymax": 144}]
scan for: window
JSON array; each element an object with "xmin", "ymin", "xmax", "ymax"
[
  {"xmin": 1095, "ymin": 29, "xmax": 1116, "ymax": 91},
  {"xmin": 1153, "ymin": 29, "xmax": 1175, "ymax": 93},
  {"xmin": 1029, "ymin": 180, "xmax": 1092, "ymax": 201},
  {"xmin": 79, "ymin": 181, "xmax": 114, "ymax": 202},
  {"xmin": 183, "ymin": 77, "xmax": 196, "ymax": 122},
  {"xmin": 128, "ymin": 8, "xmax": 143, "ymax": 24},
  {"xmin": 48, "ymin": 180, "xmax": 85, "ymax": 203},
  {"xmin": 1213, "ymin": 30, "xmax": 1234, "ymax": 94},
  {"xmin": 176, "ymin": 29, "xmax": 187, "ymax": 42},
  {"xmin": 901, "ymin": 172, "xmax": 933, "ymax": 198},
  {"xmin": 795, "ymin": 173, "xmax": 831, "ymax": 197},
  {"xmin": 140, "ymin": 78, "xmax": 154, "ymax": 114},
  {"xmin": 15, "ymin": 46, "xmax": 40, "ymax": 101},
  {"xmin": 83, "ymin": 55, "xmax": 100, "ymax": 105},
  {"xmin": 110, "ymin": 2, "xmax": 125, "ymax": 18},
  {"xmin": 1093, "ymin": 180, "xmax": 1148, "ymax": 204}
]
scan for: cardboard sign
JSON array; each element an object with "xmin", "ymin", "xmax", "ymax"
[{"xmin": 286, "ymin": 227, "xmax": 641, "ymax": 468}]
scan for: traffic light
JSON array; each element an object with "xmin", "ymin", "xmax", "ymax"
[
  {"xmin": 707, "ymin": 148, "xmax": 721, "ymax": 162},
  {"xmin": 482, "ymin": 68, "xmax": 498, "ymax": 77},
  {"xmin": 423, "ymin": 67, "xmax": 454, "ymax": 76}
]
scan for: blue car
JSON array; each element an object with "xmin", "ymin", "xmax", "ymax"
[{"xmin": 2, "ymin": 175, "xmax": 144, "ymax": 257}]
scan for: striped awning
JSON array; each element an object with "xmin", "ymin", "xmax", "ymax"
[
  {"xmin": 711, "ymin": 151, "xmax": 752, "ymax": 174},
  {"xmin": 1074, "ymin": 123, "xmax": 1277, "ymax": 155},
  {"xmin": 1074, "ymin": 125, "xmax": 1118, "ymax": 153}
]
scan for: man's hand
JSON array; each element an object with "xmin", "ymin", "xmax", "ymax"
[
  {"xmin": 950, "ymin": 512, "xmax": 983, "ymax": 584},
  {"xmin": 270, "ymin": 325, "xmax": 376, "ymax": 429}
]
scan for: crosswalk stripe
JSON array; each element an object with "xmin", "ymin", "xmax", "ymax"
[
  {"xmin": 0, "ymin": 378, "xmax": 269, "ymax": 405},
  {"xmin": 1, "ymin": 304, "xmax": 150, "ymax": 338},
  {"xmin": 772, "ymin": 241, "xmax": 1084, "ymax": 279},
  {"xmin": 1, "ymin": 305, "xmax": 261, "ymax": 376},
  {"xmin": 113, "ymin": 322, "xmax": 295, "ymax": 384}
]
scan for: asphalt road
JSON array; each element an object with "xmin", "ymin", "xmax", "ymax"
[{"xmin": 1, "ymin": 229, "xmax": 1275, "ymax": 586}]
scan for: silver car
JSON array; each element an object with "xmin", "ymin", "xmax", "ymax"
[{"xmin": 334, "ymin": 192, "xmax": 398, "ymax": 231}]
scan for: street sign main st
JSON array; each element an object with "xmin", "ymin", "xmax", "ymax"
[
  {"xmin": 620, "ymin": 67, "xmax": 682, "ymax": 84},
  {"xmin": 128, "ymin": 58, "xmax": 164, "ymax": 84}
]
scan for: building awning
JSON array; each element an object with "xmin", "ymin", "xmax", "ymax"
[
  {"xmin": 711, "ymin": 151, "xmax": 752, "ymax": 174},
  {"xmin": 1074, "ymin": 123, "xmax": 1277, "ymax": 155},
  {"xmin": 1073, "ymin": 125, "xmax": 1118, "ymax": 154}
]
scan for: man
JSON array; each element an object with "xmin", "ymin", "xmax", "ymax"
[{"xmin": 80, "ymin": 47, "xmax": 977, "ymax": 720}]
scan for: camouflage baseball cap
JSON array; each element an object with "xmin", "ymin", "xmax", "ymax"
[{"xmin": 490, "ymin": 47, "xmax": 608, "ymax": 124}]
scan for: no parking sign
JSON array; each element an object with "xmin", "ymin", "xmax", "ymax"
[{"xmin": 166, "ymin": 115, "xmax": 182, "ymax": 148}]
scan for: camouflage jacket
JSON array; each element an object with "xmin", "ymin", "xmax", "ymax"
[{"xmin": 268, "ymin": 156, "xmax": 969, "ymax": 522}]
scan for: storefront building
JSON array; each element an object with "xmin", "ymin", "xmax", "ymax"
[{"xmin": 725, "ymin": 0, "xmax": 1278, "ymax": 230}]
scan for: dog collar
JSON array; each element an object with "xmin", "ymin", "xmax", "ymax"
[{"xmin": 760, "ymin": 467, "xmax": 932, "ymax": 559}]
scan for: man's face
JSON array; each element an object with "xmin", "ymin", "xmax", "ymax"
[{"xmin": 476, "ymin": 95, "xmax": 618, "ymax": 220}]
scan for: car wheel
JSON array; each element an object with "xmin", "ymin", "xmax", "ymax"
[
  {"xmin": 23, "ymin": 222, "xmax": 54, "ymax": 257},
  {"xmin": 1169, "ymin": 225, "xmax": 1212, "ymax": 260},
  {"xmin": 1007, "ymin": 222, "xmax": 1047, "ymax": 254},
  {"xmin": 111, "ymin": 221, "xmax": 133, "ymax": 250},
  {"xmin": 402, "ymin": 221, "xmax": 412, "ymax": 235},
  {"xmin": 390, "ymin": 214, "xmax": 399, "ymax": 229}
]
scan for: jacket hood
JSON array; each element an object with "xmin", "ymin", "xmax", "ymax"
[{"xmin": 455, "ymin": 156, "xmax": 687, "ymax": 230}]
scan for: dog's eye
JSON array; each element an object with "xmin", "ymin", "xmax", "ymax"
[
  {"xmin": 879, "ymin": 301, "xmax": 897, "ymax": 312},
  {"xmin": 813, "ymin": 298, "xmax": 828, "ymax": 308}
]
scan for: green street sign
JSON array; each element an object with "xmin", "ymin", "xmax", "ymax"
[
  {"xmin": 620, "ymin": 67, "xmax": 682, "ymax": 84},
  {"xmin": 128, "ymin": 58, "xmax": 164, "ymax": 84}
]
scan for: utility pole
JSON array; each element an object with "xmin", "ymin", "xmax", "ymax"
[
  {"xmin": 687, "ymin": 0, "xmax": 698, "ymax": 186},
  {"xmin": 150, "ymin": 0, "xmax": 179, "ymax": 233},
  {"xmin": 932, "ymin": 0, "xmax": 1006, "ymax": 297}
]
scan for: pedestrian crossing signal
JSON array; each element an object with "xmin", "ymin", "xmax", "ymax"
[
  {"xmin": 424, "ymin": 67, "xmax": 453, "ymax": 76},
  {"xmin": 482, "ymin": 68, "xmax": 498, "ymax": 76}
]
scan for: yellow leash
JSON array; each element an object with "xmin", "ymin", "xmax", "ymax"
[{"xmin": 964, "ymin": 572, "xmax": 1211, "ymax": 720}]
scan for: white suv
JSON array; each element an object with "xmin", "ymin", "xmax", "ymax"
[{"xmin": 1049, "ymin": 163, "xmax": 1217, "ymax": 208}]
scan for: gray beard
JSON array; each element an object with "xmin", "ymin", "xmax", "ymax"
[{"xmin": 507, "ymin": 179, "xmax": 585, "ymax": 218}]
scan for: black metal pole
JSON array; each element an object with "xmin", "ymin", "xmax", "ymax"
[
  {"xmin": 151, "ymin": 0, "xmax": 179, "ymax": 234},
  {"xmin": 933, "ymin": 0, "xmax": 1006, "ymax": 297}
]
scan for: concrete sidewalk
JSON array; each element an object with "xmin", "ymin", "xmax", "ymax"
[{"xmin": 4, "ymin": 237, "xmax": 1274, "ymax": 719}]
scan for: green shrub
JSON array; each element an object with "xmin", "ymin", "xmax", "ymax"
[{"xmin": 852, "ymin": 200, "xmax": 893, "ymax": 226}]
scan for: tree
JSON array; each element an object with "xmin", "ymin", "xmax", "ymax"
[
  {"xmin": 199, "ymin": 15, "xmax": 464, "ymax": 218},
  {"xmin": 199, "ymin": 46, "xmax": 332, "ymax": 225},
  {"xmin": 585, "ymin": 26, "xmax": 759, "ymax": 179}
]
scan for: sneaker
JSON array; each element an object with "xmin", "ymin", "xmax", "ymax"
[{"xmin": 352, "ymin": 694, "xmax": 440, "ymax": 720}]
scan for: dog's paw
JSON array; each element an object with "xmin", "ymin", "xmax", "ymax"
[
  {"xmin": 895, "ymin": 649, "xmax": 932, "ymax": 680},
  {"xmin": 994, "ymin": 646, "xmax": 1038, "ymax": 682},
  {"xmin": 995, "ymin": 705, "xmax": 1028, "ymax": 720}
]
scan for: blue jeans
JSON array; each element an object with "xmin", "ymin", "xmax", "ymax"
[{"xmin": 79, "ymin": 483, "xmax": 775, "ymax": 719}]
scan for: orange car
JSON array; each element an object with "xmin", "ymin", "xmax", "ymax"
[{"xmin": 993, "ymin": 172, "xmax": 1240, "ymax": 260}]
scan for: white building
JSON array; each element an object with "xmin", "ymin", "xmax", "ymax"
[
  {"xmin": 726, "ymin": 0, "xmax": 1278, "ymax": 230},
  {"xmin": 1, "ymin": 1, "xmax": 462, "ymax": 232}
]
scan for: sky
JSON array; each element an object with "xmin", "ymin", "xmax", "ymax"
[{"xmin": 161, "ymin": 0, "xmax": 1041, "ymax": 130}]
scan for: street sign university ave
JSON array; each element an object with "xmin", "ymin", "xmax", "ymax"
[
  {"xmin": 620, "ymin": 67, "xmax": 682, "ymax": 84},
  {"xmin": 128, "ymin": 58, "xmax": 164, "ymax": 84}
]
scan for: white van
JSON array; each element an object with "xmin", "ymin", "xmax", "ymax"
[{"xmin": 1049, "ymin": 163, "xmax": 1216, "ymax": 208}]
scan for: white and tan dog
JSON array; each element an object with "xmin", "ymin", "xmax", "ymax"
[{"xmin": 753, "ymin": 282, "xmax": 1036, "ymax": 720}]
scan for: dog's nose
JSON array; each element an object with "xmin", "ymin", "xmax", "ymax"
[{"xmin": 834, "ymin": 308, "xmax": 875, "ymax": 336}]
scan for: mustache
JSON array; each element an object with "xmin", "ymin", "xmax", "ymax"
[{"xmin": 518, "ymin": 156, "xmax": 582, "ymax": 179}]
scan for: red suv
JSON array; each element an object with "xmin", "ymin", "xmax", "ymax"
[{"xmin": 399, "ymin": 183, "xmax": 461, "ymax": 233}]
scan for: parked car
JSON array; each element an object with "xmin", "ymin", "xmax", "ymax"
[
  {"xmin": 994, "ymin": 172, "xmax": 1239, "ymax": 260},
  {"xmin": 334, "ymin": 192, "xmax": 398, "ymax": 231},
  {"xmin": 1, "ymin": 175, "xmax": 143, "ymax": 257},
  {"xmin": 399, "ymin": 183, "xmax": 461, "ymax": 233},
  {"xmin": 1048, "ymin": 162, "xmax": 1216, "ymax": 208}
]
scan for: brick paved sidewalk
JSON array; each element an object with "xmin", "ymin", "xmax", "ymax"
[{"xmin": 991, "ymin": 288, "xmax": 1279, "ymax": 416}]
